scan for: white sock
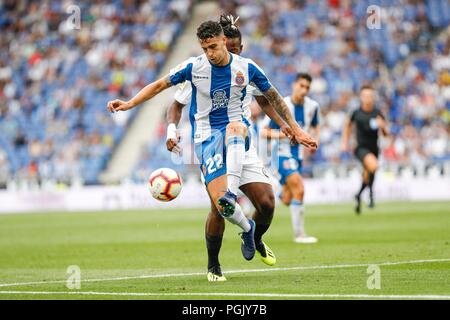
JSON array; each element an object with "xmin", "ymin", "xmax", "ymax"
[
  {"xmin": 241, "ymin": 196, "xmax": 255, "ymax": 218},
  {"xmin": 226, "ymin": 135, "xmax": 245, "ymax": 195},
  {"xmin": 224, "ymin": 202, "xmax": 251, "ymax": 232},
  {"xmin": 290, "ymin": 199, "xmax": 305, "ymax": 237}
]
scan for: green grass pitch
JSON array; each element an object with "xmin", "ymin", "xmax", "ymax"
[{"xmin": 0, "ymin": 201, "xmax": 449, "ymax": 300}]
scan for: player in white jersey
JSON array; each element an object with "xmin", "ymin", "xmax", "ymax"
[
  {"xmin": 107, "ymin": 20, "xmax": 318, "ymax": 277},
  {"xmin": 262, "ymin": 73, "xmax": 321, "ymax": 244},
  {"xmin": 166, "ymin": 15, "xmax": 290, "ymax": 281}
]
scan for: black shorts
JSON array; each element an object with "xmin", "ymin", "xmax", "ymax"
[{"xmin": 354, "ymin": 146, "xmax": 379, "ymax": 163}]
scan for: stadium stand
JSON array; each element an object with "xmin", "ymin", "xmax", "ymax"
[
  {"xmin": 0, "ymin": 0, "xmax": 448, "ymax": 188},
  {"xmin": 0, "ymin": 0, "xmax": 192, "ymax": 188}
]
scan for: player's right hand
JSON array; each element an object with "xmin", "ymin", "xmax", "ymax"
[
  {"xmin": 166, "ymin": 137, "xmax": 181, "ymax": 154},
  {"xmin": 107, "ymin": 99, "xmax": 132, "ymax": 113},
  {"xmin": 341, "ymin": 141, "xmax": 349, "ymax": 152}
]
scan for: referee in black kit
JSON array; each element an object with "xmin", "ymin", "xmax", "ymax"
[{"xmin": 341, "ymin": 85, "xmax": 389, "ymax": 214}]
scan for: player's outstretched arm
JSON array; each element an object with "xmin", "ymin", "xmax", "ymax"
[
  {"xmin": 166, "ymin": 100, "xmax": 185, "ymax": 154},
  {"xmin": 107, "ymin": 76, "xmax": 173, "ymax": 113},
  {"xmin": 262, "ymin": 87, "xmax": 318, "ymax": 150},
  {"xmin": 255, "ymin": 95, "xmax": 294, "ymax": 140}
]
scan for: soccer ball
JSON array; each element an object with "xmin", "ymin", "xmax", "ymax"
[{"xmin": 148, "ymin": 168, "xmax": 182, "ymax": 202}]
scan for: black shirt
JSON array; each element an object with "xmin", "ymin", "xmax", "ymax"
[{"xmin": 350, "ymin": 107, "xmax": 385, "ymax": 151}]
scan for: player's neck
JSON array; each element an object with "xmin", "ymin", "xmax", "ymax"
[
  {"xmin": 361, "ymin": 104, "xmax": 374, "ymax": 112},
  {"xmin": 215, "ymin": 52, "xmax": 231, "ymax": 67},
  {"xmin": 291, "ymin": 95, "xmax": 304, "ymax": 105}
]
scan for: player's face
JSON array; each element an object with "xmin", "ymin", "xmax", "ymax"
[
  {"xmin": 292, "ymin": 78, "xmax": 311, "ymax": 100},
  {"xmin": 360, "ymin": 89, "xmax": 375, "ymax": 110},
  {"xmin": 199, "ymin": 35, "xmax": 228, "ymax": 65},
  {"xmin": 226, "ymin": 37, "xmax": 243, "ymax": 55}
]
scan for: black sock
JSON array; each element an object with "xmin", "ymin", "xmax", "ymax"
[
  {"xmin": 368, "ymin": 172, "xmax": 375, "ymax": 198},
  {"xmin": 254, "ymin": 224, "xmax": 270, "ymax": 253},
  {"xmin": 205, "ymin": 234, "xmax": 222, "ymax": 269},
  {"xmin": 357, "ymin": 182, "xmax": 367, "ymax": 198}
]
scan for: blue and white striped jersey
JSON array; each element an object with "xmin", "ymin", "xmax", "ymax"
[
  {"xmin": 169, "ymin": 53, "xmax": 271, "ymax": 143},
  {"xmin": 174, "ymin": 83, "xmax": 263, "ymax": 122},
  {"xmin": 264, "ymin": 95, "xmax": 320, "ymax": 160}
]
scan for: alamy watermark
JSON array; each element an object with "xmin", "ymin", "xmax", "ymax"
[
  {"xmin": 366, "ymin": 5, "xmax": 382, "ymax": 30},
  {"xmin": 366, "ymin": 264, "xmax": 381, "ymax": 290},
  {"xmin": 66, "ymin": 265, "xmax": 81, "ymax": 289},
  {"xmin": 65, "ymin": 4, "xmax": 81, "ymax": 30}
]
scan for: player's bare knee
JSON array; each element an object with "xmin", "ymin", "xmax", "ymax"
[
  {"xmin": 226, "ymin": 122, "xmax": 247, "ymax": 138},
  {"xmin": 367, "ymin": 162, "xmax": 378, "ymax": 173},
  {"xmin": 281, "ymin": 193, "xmax": 292, "ymax": 206},
  {"xmin": 259, "ymin": 193, "xmax": 275, "ymax": 216}
]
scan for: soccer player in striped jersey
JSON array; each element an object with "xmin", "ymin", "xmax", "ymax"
[
  {"xmin": 166, "ymin": 15, "xmax": 288, "ymax": 281},
  {"xmin": 107, "ymin": 20, "xmax": 317, "ymax": 277},
  {"xmin": 262, "ymin": 73, "xmax": 320, "ymax": 244}
]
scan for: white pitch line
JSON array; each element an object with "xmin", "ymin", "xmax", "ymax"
[
  {"xmin": 0, "ymin": 291, "xmax": 449, "ymax": 299},
  {"xmin": 0, "ymin": 258, "xmax": 449, "ymax": 288}
]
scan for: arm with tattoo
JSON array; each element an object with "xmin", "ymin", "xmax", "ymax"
[
  {"xmin": 254, "ymin": 95, "xmax": 294, "ymax": 140},
  {"xmin": 262, "ymin": 87, "xmax": 299, "ymax": 129},
  {"xmin": 262, "ymin": 87, "xmax": 318, "ymax": 149}
]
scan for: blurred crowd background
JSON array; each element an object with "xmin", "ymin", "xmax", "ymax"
[
  {"xmin": 0, "ymin": 0, "xmax": 192, "ymax": 189},
  {"xmin": 0, "ymin": 0, "xmax": 449, "ymax": 189}
]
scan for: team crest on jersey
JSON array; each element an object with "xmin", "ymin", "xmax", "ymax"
[
  {"xmin": 211, "ymin": 89, "xmax": 229, "ymax": 111},
  {"xmin": 235, "ymin": 71, "xmax": 245, "ymax": 85}
]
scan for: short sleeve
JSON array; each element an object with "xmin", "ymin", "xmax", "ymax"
[
  {"xmin": 248, "ymin": 60, "xmax": 272, "ymax": 93},
  {"xmin": 249, "ymin": 84, "xmax": 263, "ymax": 97},
  {"xmin": 310, "ymin": 103, "xmax": 320, "ymax": 127},
  {"xmin": 350, "ymin": 110, "xmax": 357, "ymax": 122},
  {"xmin": 174, "ymin": 82, "xmax": 192, "ymax": 105},
  {"xmin": 169, "ymin": 57, "xmax": 194, "ymax": 86}
]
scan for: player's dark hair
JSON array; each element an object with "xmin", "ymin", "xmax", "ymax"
[
  {"xmin": 219, "ymin": 14, "xmax": 242, "ymax": 42},
  {"xmin": 360, "ymin": 84, "xmax": 374, "ymax": 91},
  {"xmin": 196, "ymin": 20, "xmax": 223, "ymax": 41},
  {"xmin": 296, "ymin": 72, "xmax": 312, "ymax": 83}
]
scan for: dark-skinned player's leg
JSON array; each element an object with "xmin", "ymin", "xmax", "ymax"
[
  {"xmin": 239, "ymin": 182, "xmax": 277, "ymax": 265},
  {"xmin": 204, "ymin": 193, "xmax": 226, "ymax": 281}
]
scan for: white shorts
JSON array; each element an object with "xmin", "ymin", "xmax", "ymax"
[
  {"xmin": 239, "ymin": 144, "xmax": 272, "ymax": 186},
  {"xmin": 200, "ymin": 144, "xmax": 272, "ymax": 186}
]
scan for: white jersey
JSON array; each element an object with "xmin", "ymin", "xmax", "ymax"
[
  {"xmin": 174, "ymin": 83, "xmax": 262, "ymax": 120},
  {"xmin": 169, "ymin": 53, "xmax": 271, "ymax": 144},
  {"xmin": 263, "ymin": 95, "xmax": 320, "ymax": 160}
]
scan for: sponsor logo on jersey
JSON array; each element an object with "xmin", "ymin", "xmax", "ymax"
[
  {"xmin": 369, "ymin": 118, "xmax": 379, "ymax": 130},
  {"xmin": 193, "ymin": 75, "xmax": 209, "ymax": 79},
  {"xmin": 211, "ymin": 89, "xmax": 229, "ymax": 111},
  {"xmin": 235, "ymin": 71, "xmax": 245, "ymax": 85}
]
